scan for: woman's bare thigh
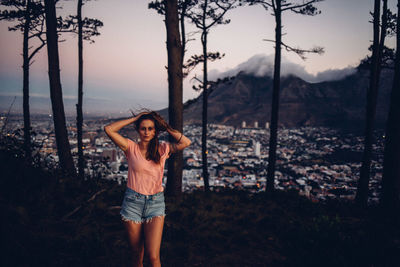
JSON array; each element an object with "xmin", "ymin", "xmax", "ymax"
[
  {"xmin": 123, "ymin": 220, "xmax": 144, "ymax": 266},
  {"xmin": 143, "ymin": 216, "xmax": 165, "ymax": 261}
]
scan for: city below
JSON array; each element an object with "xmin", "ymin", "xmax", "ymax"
[{"xmin": 1, "ymin": 114, "xmax": 384, "ymax": 204}]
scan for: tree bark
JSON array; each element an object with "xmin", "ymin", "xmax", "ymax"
[
  {"xmin": 266, "ymin": 0, "xmax": 282, "ymax": 193},
  {"xmin": 201, "ymin": 0, "xmax": 210, "ymax": 192},
  {"xmin": 23, "ymin": 0, "xmax": 32, "ymax": 163},
  {"xmin": 76, "ymin": 0, "xmax": 85, "ymax": 179},
  {"xmin": 356, "ymin": 0, "xmax": 381, "ymax": 207},
  {"xmin": 165, "ymin": 0, "xmax": 183, "ymax": 197},
  {"xmin": 44, "ymin": 0, "xmax": 76, "ymax": 176},
  {"xmin": 381, "ymin": 0, "xmax": 400, "ymax": 213},
  {"xmin": 180, "ymin": 0, "xmax": 187, "ymax": 64}
]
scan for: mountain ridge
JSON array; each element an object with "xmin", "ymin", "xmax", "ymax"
[{"xmin": 162, "ymin": 69, "xmax": 392, "ymax": 130}]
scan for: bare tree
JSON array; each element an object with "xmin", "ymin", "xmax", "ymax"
[
  {"xmin": 44, "ymin": 0, "xmax": 76, "ymax": 176},
  {"xmin": 381, "ymin": 0, "xmax": 400, "ymax": 214},
  {"xmin": 68, "ymin": 0, "xmax": 103, "ymax": 179},
  {"xmin": 246, "ymin": 0, "xmax": 323, "ymax": 193},
  {"xmin": 186, "ymin": 0, "xmax": 237, "ymax": 192},
  {"xmin": 0, "ymin": 0, "xmax": 98, "ymax": 173},
  {"xmin": 356, "ymin": 0, "xmax": 388, "ymax": 207},
  {"xmin": 0, "ymin": 0, "xmax": 46, "ymax": 163}
]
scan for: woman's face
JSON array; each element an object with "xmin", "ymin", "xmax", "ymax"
[{"xmin": 138, "ymin": 119, "xmax": 156, "ymax": 142}]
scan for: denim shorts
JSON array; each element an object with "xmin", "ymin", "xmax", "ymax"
[{"xmin": 120, "ymin": 187, "xmax": 166, "ymax": 224}]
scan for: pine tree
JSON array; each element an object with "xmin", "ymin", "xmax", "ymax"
[
  {"xmin": 186, "ymin": 0, "xmax": 238, "ymax": 191},
  {"xmin": 380, "ymin": 0, "xmax": 400, "ymax": 214},
  {"xmin": 0, "ymin": 0, "xmax": 46, "ymax": 163},
  {"xmin": 164, "ymin": 0, "xmax": 184, "ymax": 196},
  {"xmin": 245, "ymin": 0, "xmax": 323, "ymax": 192},
  {"xmin": 356, "ymin": 0, "xmax": 388, "ymax": 207},
  {"xmin": 44, "ymin": 0, "xmax": 76, "ymax": 176}
]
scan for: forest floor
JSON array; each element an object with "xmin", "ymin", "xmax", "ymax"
[{"xmin": 1, "ymin": 148, "xmax": 400, "ymax": 267}]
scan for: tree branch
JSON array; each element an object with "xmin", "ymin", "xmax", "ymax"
[
  {"xmin": 263, "ymin": 38, "xmax": 324, "ymax": 60},
  {"xmin": 206, "ymin": 3, "xmax": 233, "ymax": 29},
  {"xmin": 191, "ymin": 75, "xmax": 203, "ymax": 84},
  {"xmin": 281, "ymin": 0, "xmax": 322, "ymax": 12},
  {"xmin": 28, "ymin": 39, "xmax": 46, "ymax": 61}
]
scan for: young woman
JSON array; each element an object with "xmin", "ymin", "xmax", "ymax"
[{"xmin": 104, "ymin": 111, "xmax": 191, "ymax": 267}]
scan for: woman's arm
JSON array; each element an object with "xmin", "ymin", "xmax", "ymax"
[
  {"xmin": 103, "ymin": 113, "xmax": 146, "ymax": 151},
  {"xmin": 151, "ymin": 112, "xmax": 191, "ymax": 154},
  {"xmin": 167, "ymin": 127, "xmax": 191, "ymax": 154}
]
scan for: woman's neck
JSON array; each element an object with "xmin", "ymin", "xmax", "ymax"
[{"xmin": 139, "ymin": 140, "xmax": 149, "ymax": 150}]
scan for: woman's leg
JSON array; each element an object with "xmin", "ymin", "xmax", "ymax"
[
  {"xmin": 123, "ymin": 220, "xmax": 145, "ymax": 267},
  {"xmin": 143, "ymin": 216, "xmax": 165, "ymax": 267}
]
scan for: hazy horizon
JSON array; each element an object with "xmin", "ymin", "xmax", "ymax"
[
  {"xmin": 1, "ymin": 0, "xmax": 397, "ymax": 116},
  {"xmin": 0, "ymin": 59, "xmax": 361, "ymax": 117}
]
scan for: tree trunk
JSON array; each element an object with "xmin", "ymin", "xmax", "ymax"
[
  {"xmin": 201, "ymin": 0, "xmax": 210, "ymax": 192},
  {"xmin": 22, "ymin": 0, "xmax": 31, "ymax": 163},
  {"xmin": 266, "ymin": 0, "xmax": 282, "ymax": 193},
  {"xmin": 77, "ymin": 0, "xmax": 84, "ymax": 179},
  {"xmin": 44, "ymin": 0, "xmax": 76, "ymax": 176},
  {"xmin": 356, "ymin": 0, "xmax": 381, "ymax": 207},
  {"xmin": 180, "ymin": 0, "xmax": 187, "ymax": 64},
  {"xmin": 165, "ymin": 0, "xmax": 183, "ymax": 197},
  {"xmin": 379, "ymin": 0, "xmax": 388, "ymax": 73},
  {"xmin": 381, "ymin": 0, "xmax": 400, "ymax": 213}
]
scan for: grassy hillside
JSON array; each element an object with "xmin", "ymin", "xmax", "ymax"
[{"xmin": 1, "ymin": 148, "xmax": 399, "ymax": 267}]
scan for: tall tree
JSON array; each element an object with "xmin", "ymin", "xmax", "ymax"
[
  {"xmin": 356, "ymin": 0, "xmax": 388, "ymax": 207},
  {"xmin": 164, "ymin": 0, "xmax": 184, "ymax": 196},
  {"xmin": 0, "ymin": 0, "xmax": 46, "ymax": 163},
  {"xmin": 381, "ymin": 0, "xmax": 400, "ymax": 213},
  {"xmin": 186, "ymin": 0, "xmax": 237, "ymax": 192},
  {"xmin": 77, "ymin": 0, "xmax": 84, "ymax": 180},
  {"xmin": 149, "ymin": 0, "xmax": 197, "ymax": 196},
  {"xmin": 0, "ymin": 0, "xmax": 96, "ymax": 169},
  {"xmin": 246, "ymin": 0, "xmax": 323, "ymax": 192},
  {"xmin": 149, "ymin": 0, "xmax": 197, "ymax": 67},
  {"xmin": 71, "ymin": 0, "xmax": 103, "ymax": 179},
  {"xmin": 359, "ymin": 1, "xmax": 396, "ymax": 71},
  {"xmin": 44, "ymin": 0, "xmax": 76, "ymax": 176},
  {"xmin": 179, "ymin": 0, "xmax": 195, "ymax": 66}
]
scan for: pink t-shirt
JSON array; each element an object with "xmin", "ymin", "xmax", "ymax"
[{"xmin": 124, "ymin": 138, "xmax": 170, "ymax": 195}]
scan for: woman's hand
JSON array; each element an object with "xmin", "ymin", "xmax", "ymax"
[
  {"xmin": 133, "ymin": 111, "xmax": 151, "ymax": 119},
  {"xmin": 151, "ymin": 112, "xmax": 170, "ymax": 131}
]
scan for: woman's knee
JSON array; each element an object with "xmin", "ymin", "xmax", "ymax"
[{"xmin": 146, "ymin": 252, "xmax": 160, "ymax": 265}]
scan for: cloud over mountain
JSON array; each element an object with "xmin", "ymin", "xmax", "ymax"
[{"xmin": 208, "ymin": 54, "xmax": 357, "ymax": 83}]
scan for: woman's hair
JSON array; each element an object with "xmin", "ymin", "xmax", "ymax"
[{"xmin": 134, "ymin": 113, "xmax": 164, "ymax": 164}]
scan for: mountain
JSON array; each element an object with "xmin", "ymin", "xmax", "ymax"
[{"xmin": 163, "ymin": 69, "xmax": 393, "ymax": 130}]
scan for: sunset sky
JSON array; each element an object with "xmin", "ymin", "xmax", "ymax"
[{"xmin": 0, "ymin": 0, "xmax": 397, "ymax": 116}]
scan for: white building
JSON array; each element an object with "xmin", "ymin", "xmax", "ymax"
[
  {"xmin": 242, "ymin": 121, "xmax": 246, "ymax": 128},
  {"xmin": 254, "ymin": 141, "xmax": 261, "ymax": 157}
]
